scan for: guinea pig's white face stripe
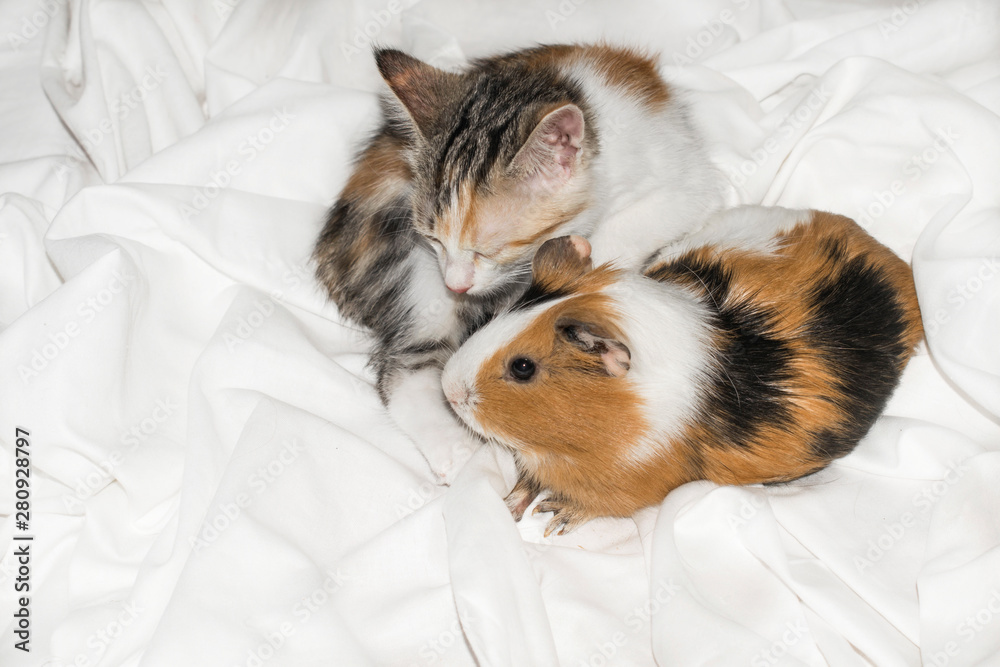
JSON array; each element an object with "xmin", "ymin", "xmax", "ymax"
[
  {"xmin": 441, "ymin": 296, "xmax": 571, "ymax": 439},
  {"xmin": 460, "ymin": 292, "xmax": 650, "ymax": 461}
]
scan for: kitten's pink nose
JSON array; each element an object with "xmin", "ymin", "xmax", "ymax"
[{"xmin": 445, "ymin": 260, "xmax": 475, "ymax": 294}]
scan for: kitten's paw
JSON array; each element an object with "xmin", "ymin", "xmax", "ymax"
[
  {"xmin": 533, "ymin": 498, "xmax": 589, "ymax": 537},
  {"xmin": 430, "ymin": 426, "xmax": 479, "ymax": 484},
  {"xmin": 387, "ymin": 367, "xmax": 480, "ymax": 484},
  {"xmin": 405, "ymin": 413, "xmax": 479, "ymax": 485}
]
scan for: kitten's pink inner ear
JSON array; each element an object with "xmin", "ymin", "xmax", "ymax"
[
  {"xmin": 511, "ymin": 104, "xmax": 585, "ymax": 187},
  {"xmin": 539, "ymin": 105, "xmax": 584, "ymax": 172}
]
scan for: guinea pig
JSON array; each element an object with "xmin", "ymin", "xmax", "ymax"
[{"xmin": 441, "ymin": 205, "xmax": 924, "ymax": 536}]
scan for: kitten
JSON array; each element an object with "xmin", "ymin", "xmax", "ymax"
[{"xmin": 313, "ymin": 44, "xmax": 725, "ymax": 479}]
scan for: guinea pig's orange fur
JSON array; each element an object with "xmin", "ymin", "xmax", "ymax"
[
  {"xmin": 473, "ymin": 293, "xmax": 659, "ymax": 517},
  {"xmin": 658, "ymin": 212, "xmax": 924, "ymax": 487},
  {"xmin": 446, "ymin": 208, "xmax": 924, "ymax": 535}
]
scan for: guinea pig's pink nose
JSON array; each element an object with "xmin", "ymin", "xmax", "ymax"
[{"xmin": 445, "ymin": 383, "xmax": 473, "ymax": 408}]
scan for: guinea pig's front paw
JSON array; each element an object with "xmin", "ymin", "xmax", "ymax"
[
  {"xmin": 533, "ymin": 498, "xmax": 589, "ymax": 537},
  {"xmin": 504, "ymin": 475, "xmax": 541, "ymax": 522}
]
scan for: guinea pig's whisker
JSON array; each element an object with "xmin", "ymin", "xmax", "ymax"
[
  {"xmin": 680, "ymin": 261, "xmax": 723, "ymax": 312},
  {"xmin": 720, "ymin": 367, "xmax": 741, "ymax": 409}
]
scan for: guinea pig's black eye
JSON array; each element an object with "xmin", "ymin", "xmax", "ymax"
[{"xmin": 509, "ymin": 357, "xmax": 536, "ymax": 382}]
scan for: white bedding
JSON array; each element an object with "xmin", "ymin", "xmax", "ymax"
[{"xmin": 1, "ymin": 1, "xmax": 999, "ymax": 665}]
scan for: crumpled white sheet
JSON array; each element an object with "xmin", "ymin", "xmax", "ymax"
[{"xmin": 0, "ymin": 0, "xmax": 998, "ymax": 665}]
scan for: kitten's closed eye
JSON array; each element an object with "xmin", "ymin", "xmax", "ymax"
[{"xmin": 474, "ymin": 248, "xmax": 500, "ymax": 261}]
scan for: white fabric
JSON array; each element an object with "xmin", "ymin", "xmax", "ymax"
[{"xmin": 1, "ymin": 1, "xmax": 998, "ymax": 665}]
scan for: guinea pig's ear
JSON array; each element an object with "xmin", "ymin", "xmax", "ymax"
[
  {"xmin": 531, "ymin": 236, "xmax": 593, "ymax": 290},
  {"xmin": 557, "ymin": 318, "xmax": 631, "ymax": 378}
]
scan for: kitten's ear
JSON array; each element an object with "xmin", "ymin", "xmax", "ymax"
[
  {"xmin": 531, "ymin": 235, "xmax": 592, "ymax": 288},
  {"xmin": 375, "ymin": 48, "xmax": 461, "ymax": 139},
  {"xmin": 510, "ymin": 104, "xmax": 585, "ymax": 190}
]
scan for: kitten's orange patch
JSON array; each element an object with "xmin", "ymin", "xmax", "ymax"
[
  {"xmin": 503, "ymin": 44, "xmax": 670, "ymax": 109},
  {"xmin": 498, "ymin": 44, "xmax": 579, "ymax": 72},
  {"xmin": 434, "ymin": 180, "xmax": 472, "ymax": 247},
  {"xmin": 314, "ymin": 134, "xmax": 413, "ymax": 293},
  {"xmin": 344, "ymin": 134, "xmax": 411, "ymax": 201},
  {"xmin": 456, "ymin": 181, "xmax": 592, "ymax": 265},
  {"xmin": 581, "ymin": 45, "xmax": 670, "ymax": 108}
]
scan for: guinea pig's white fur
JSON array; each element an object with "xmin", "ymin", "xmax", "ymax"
[
  {"xmin": 445, "ymin": 271, "xmax": 712, "ymax": 461},
  {"xmin": 442, "ymin": 205, "xmax": 923, "ymax": 536}
]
